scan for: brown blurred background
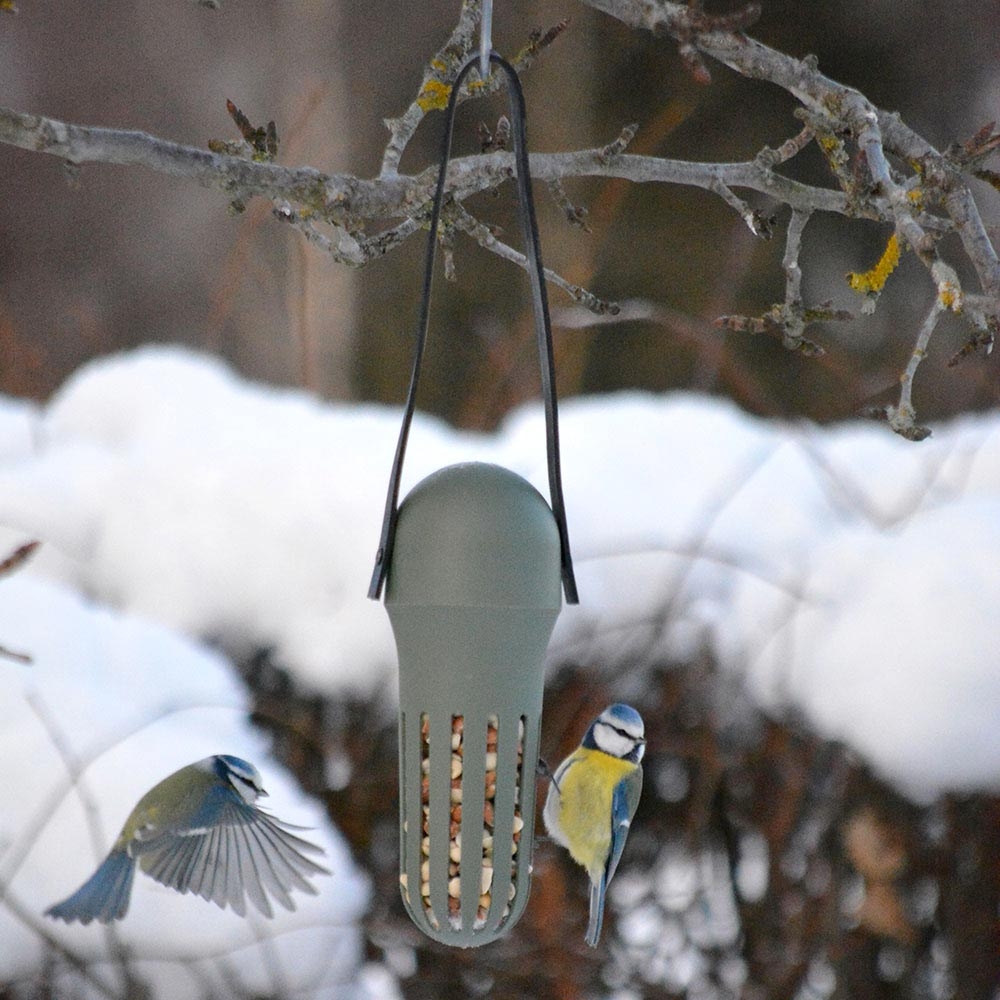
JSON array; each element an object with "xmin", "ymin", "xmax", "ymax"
[{"xmin": 2, "ymin": 1, "xmax": 999, "ymax": 428}]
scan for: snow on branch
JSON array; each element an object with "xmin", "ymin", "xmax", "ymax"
[{"xmin": 1, "ymin": 0, "xmax": 999, "ymax": 436}]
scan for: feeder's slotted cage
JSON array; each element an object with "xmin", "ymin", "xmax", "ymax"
[{"xmin": 387, "ymin": 462, "xmax": 560, "ymax": 945}]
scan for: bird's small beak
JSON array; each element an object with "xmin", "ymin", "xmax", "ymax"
[
  {"xmin": 637, "ymin": 737, "xmax": 647, "ymax": 745},
  {"xmin": 260, "ymin": 787, "xmax": 269, "ymax": 798}
]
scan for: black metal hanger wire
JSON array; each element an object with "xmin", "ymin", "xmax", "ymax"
[{"xmin": 368, "ymin": 51, "xmax": 579, "ymax": 605}]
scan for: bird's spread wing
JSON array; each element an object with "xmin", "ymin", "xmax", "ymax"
[
  {"xmin": 606, "ymin": 768, "xmax": 642, "ymax": 887},
  {"xmin": 135, "ymin": 786, "xmax": 328, "ymax": 918}
]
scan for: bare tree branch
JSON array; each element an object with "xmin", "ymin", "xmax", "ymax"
[
  {"xmin": 2, "ymin": 0, "xmax": 998, "ymax": 436},
  {"xmin": 580, "ymin": 0, "xmax": 1000, "ymax": 304},
  {"xmin": 0, "ymin": 106, "xmax": 852, "ymax": 223}
]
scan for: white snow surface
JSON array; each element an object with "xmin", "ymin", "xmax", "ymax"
[
  {"xmin": 0, "ymin": 574, "xmax": 370, "ymax": 998},
  {"xmin": 1, "ymin": 346, "xmax": 999, "ymax": 810}
]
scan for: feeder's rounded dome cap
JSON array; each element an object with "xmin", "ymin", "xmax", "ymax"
[{"xmin": 386, "ymin": 462, "xmax": 562, "ymax": 609}]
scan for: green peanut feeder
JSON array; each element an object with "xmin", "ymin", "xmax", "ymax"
[{"xmin": 386, "ymin": 462, "xmax": 563, "ymax": 947}]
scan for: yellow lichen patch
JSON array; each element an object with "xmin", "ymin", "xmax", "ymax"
[
  {"xmin": 417, "ymin": 79, "xmax": 452, "ymax": 112},
  {"xmin": 938, "ymin": 280, "xmax": 961, "ymax": 311},
  {"xmin": 847, "ymin": 233, "xmax": 901, "ymax": 295},
  {"xmin": 817, "ymin": 133, "xmax": 848, "ymax": 172}
]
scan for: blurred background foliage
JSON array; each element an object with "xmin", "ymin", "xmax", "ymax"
[{"xmin": 1, "ymin": 0, "xmax": 999, "ymax": 428}]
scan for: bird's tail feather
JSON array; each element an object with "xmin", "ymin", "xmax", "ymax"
[
  {"xmin": 46, "ymin": 849, "xmax": 136, "ymax": 925},
  {"xmin": 586, "ymin": 875, "xmax": 606, "ymax": 947}
]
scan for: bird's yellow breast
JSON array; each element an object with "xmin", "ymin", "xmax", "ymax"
[{"xmin": 555, "ymin": 748, "xmax": 636, "ymax": 882}]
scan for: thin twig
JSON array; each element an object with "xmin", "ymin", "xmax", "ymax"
[
  {"xmin": 272, "ymin": 203, "xmax": 366, "ymax": 266},
  {"xmin": 887, "ymin": 299, "xmax": 944, "ymax": 441},
  {"xmin": 597, "ymin": 122, "xmax": 639, "ymax": 164},
  {"xmin": 709, "ymin": 177, "xmax": 774, "ymax": 238},
  {"xmin": 379, "ymin": 0, "xmax": 483, "ymax": 177},
  {"xmin": 755, "ymin": 125, "xmax": 815, "ymax": 169},
  {"xmin": 0, "ymin": 539, "xmax": 39, "ymax": 576},
  {"xmin": 0, "ymin": 541, "xmax": 39, "ymax": 663},
  {"xmin": 23, "ymin": 692, "xmax": 138, "ymax": 986},
  {"xmin": 25, "ymin": 691, "xmax": 112, "ymax": 863},
  {"xmin": 449, "ymin": 205, "xmax": 618, "ymax": 314},
  {"xmin": 782, "ymin": 209, "xmax": 809, "ymax": 312},
  {"xmin": 0, "ymin": 887, "xmax": 123, "ymax": 1000},
  {"xmin": 778, "ymin": 208, "xmax": 811, "ymax": 347},
  {"xmin": 0, "ymin": 644, "xmax": 31, "ymax": 664}
]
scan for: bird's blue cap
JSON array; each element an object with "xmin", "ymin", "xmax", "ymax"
[
  {"xmin": 583, "ymin": 703, "xmax": 646, "ymax": 753},
  {"xmin": 601, "ymin": 704, "xmax": 643, "ymax": 730}
]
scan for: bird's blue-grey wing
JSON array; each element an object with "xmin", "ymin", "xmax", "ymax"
[
  {"xmin": 585, "ymin": 769, "xmax": 642, "ymax": 947},
  {"xmin": 137, "ymin": 784, "xmax": 328, "ymax": 917},
  {"xmin": 606, "ymin": 768, "xmax": 642, "ymax": 887}
]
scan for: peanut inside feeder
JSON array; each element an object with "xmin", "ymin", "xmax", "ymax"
[{"xmin": 387, "ymin": 462, "xmax": 562, "ymax": 946}]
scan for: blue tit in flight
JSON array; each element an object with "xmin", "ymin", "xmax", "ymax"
[
  {"xmin": 543, "ymin": 703, "xmax": 645, "ymax": 947},
  {"xmin": 46, "ymin": 755, "xmax": 329, "ymax": 924}
]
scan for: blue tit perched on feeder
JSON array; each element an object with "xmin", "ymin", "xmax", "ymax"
[
  {"xmin": 45, "ymin": 755, "xmax": 328, "ymax": 924},
  {"xmin": 543, "ymin": 704, "xmax": 645, "ymax": 947}
]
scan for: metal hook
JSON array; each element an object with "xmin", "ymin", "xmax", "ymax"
[{"xmin": 479, "ymin": 0, "xmax": 493, "ymax": 80}]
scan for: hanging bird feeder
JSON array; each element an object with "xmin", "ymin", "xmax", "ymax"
[{"xmin": 367, "ymin": 27, "xmax": 578, "ymax": 948}]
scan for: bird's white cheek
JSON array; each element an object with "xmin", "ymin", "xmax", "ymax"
[{"xmin": 593, "ymin": 723, "xmax": 636, "ymax": 758}]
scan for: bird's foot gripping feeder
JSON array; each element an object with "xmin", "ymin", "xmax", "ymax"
[{"xmin": 368, "ymin": 50, "xmax": 577, "ymax": 947}]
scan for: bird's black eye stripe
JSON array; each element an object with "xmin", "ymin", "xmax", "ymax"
[
  {"xmin": 232, "ymin": 773, "xmax": 256, "ymax": 788},
  {"xmin": 607, "ymin": 722, "xmax": 646, "ymax": 745}
]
